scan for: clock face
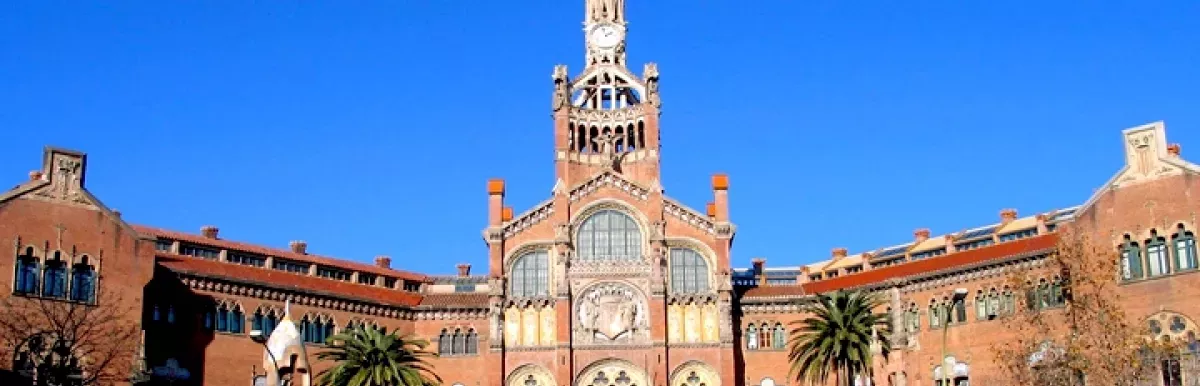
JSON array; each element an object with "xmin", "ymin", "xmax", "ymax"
[{"xmin": 590, "ymin": 24, "xmax": 622, "ymax": 49}]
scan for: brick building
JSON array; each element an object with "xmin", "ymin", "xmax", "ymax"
[{"xmin": 2, "ymin": 1, "xmax": 1199, "ymax": 386}]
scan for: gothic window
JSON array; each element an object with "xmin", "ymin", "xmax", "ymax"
[
  {"xmin": 301, "ymin": 316, "xmax": 317, "ymax": 343},
  {"xmin": 576, "ymin": 210, "xmax": 642, "ymax": 261},
  {"xmin": 974, "ymin": 291, "xmax": 987, "ymax": 321},
  {"xmin": 953, "ymin": 298, "xmax": 967, "ymax": 324},
  {"xmin": 773, "ymin": 323, "xmax": 786, "ymax": 349},
  {"xmin": 466, "ymin": 329, "xmax": 478, "ymax": 355},
  {"xmin": 438, "ymin": 329, "xmax": 452, "ymax": 355},
  {"xmin": 69, "ymin": 256, "xmax": 96, "ymax": 303},
  {"xmin": 905, "ymin": 304, "xmax": 920, "ymax": 333},
  {"xmin": 1121, "ymin": 235, "xmax": 1145, "ymax": 281},
  {"xmin": 746, "ymin": 325, "xmax": 759, "ymax": 350},
  {"xmin": 322, "ymin": 318, "xmax": 337, "ymax": 342},
  {"xmin": 452, "ymin": 329, "xmax": 465, "ymax": 354},
  {"xmin": 1147, "ymin": 230, "xmax": 1170, "ymax": 277},
  {"xmin": 213, "ymin": 303, "xmax": 244, "ymax": 333},
  {"xmin": 509, "ymin": 251, "xmax": 549, "ymax": 298},
  {"xmin": 253, "ymin": 309, "xmax": 279, "ymax": 336},
  {"xmin": 1001, "ymin": 287, "xmax": 1015, "ymax": 315},
  {"xmin": 669, "ymin": 248, "xmax": 709, "ymax": 294},
  {"xmin": 166, "ymin": 305, "xmax": 175, "ymax": 324},
  {"xmin": 14, "ymin": 247, "xmax": 40, "ymax": 295},
  {"xmin": 1173, "ymin": 224, "xmax": 1197, "ymax": 271},
  {"xmin": 759, "ymin": 323, "xmax": 772, "ymax": 349},
  {"xmin": 929, "ymin": 302, "xmax": 943, "ymax": 329},
  {"xmin": 42, "ymin": 252, "xmax": 67, "ymax": 299}
]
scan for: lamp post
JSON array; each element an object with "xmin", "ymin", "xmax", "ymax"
[
  {"xmin": 941, "ymin": 288, "xmax": 968, "ymax": 386},
  {"xmin": 250, "ymin": 329, "xmax": 280, "ymax": 386}
]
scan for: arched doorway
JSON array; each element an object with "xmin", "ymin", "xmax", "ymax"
[{"xmin": 576, "ymin": 359, "xmax": 648, "ymax": 386}]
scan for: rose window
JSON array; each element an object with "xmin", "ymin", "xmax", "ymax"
[{"xmin": 680, "ymin": 371, "xmax": 706, "ymax": 386}]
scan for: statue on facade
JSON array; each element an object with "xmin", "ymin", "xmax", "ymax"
[
  {"xmin": 552, "ymin": 65, "xmax": 570, "ymax": 112},
  {"xmin": 643, "ymin": 63, "xmax": 660, "ymax": 108}
]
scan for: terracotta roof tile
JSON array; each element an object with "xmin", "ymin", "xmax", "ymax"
[
  {"xmin": 419, "ymin": 293, "xmax": 490, "ymax": 308},
  {"xmin": 135, "ymin": 224, "xmax": 427, "ymax": 282},
  {"xmin": 157, "ymin": 255, "xmax": 424, "ymax": 307},
  {"xmin": 742, "ymin": 285, "xmax": 806, "ymax": 298},
  {"xmin": 742, "ymin": 233, "xmax": 1059, "ymax": 298}
]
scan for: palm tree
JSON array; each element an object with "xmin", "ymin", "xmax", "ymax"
[
  {"xmin": 315, "ymin": 325, "xmax": 442, "ymax": 386},
  {"xmin": 787, "ymin": 290, "xmax": 891, "ymax": 386}
]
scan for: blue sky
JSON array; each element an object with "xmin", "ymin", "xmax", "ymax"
[{"xmin": 2, "ymin": 1, "xmax": 1197, "ymax": 275}]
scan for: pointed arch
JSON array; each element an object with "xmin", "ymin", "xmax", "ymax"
[
  {"xmin": 1173, "ymin": 223, "xmax": 1197, "ymax": 271},
  {"xmin": 1146, "ymin": 229, "xmax": 1170, "ymax": 277},
  {"xmin": 575, "ymin": 208, "xmax": 643, "ymax": 261},
  {"xmin": 1121, "ymin": 234, "xmax": 1145, "ymax": 280},
  {"xmin": 68, "ymin": 255, "xmax": 96, "ymax": 303},
  {"xmin": 42, "ymin": 250, "xmax": 67, "ymax": 298},
  {"xmin": 506, "ymin": 363, "xmax": 554, "ymax": 386},
  {"xmin": 669, "ymin": 360, "xmax": 721, "ymax": 386},
  {"xmin": 14, "ymin": 246, "xmax": 41, "ymax": 295},
  {"xmin": 438, "ymin": 329, "xmax": 452, "ymax": 356}
]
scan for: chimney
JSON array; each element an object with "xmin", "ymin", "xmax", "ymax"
[
  {"xmin": 289, "ymin": 240, "xmax": 308, "ymax": 255},
  {"xmin": 112, "ymin": 209, "xmax": 122, "ymax": 218},
  {"xmin": 375, "ymin": 255, "xmax": 391, "ymax": 269},
  {"xmin": 1168, "ymin": 143, "xmax": 1181, "ymax": 157},
  {"xmin": 711, "ymin": 174, "xmax": 730, "ymax": 222},
  {"xmin": 200, "ymin": 226, "xmax": 219, "ymax": 239},
  {"xmin": 832, "ymin": 247, "xmax": 849, "ymax": 259},
  {"xmin": 487, "ymin": 179, "xmax": 506, "ymax": 226},
  {"xmin": 861, "ymin": 252, "xmax": 874, "ymax": 271},
  {"xmin": 502, "ymin": 207, "xmax": 514, "ymax": 222},
  {"xmin": 914, "ymin": 228, "xmax": 931, "ymax": 243},
  {"xmin": 943, "ymin": 235, "xmax": 956, "ymax": 253},
  {"xmin": 456, "ymin": 263, "xmax": 472, "ymax": 277},
  {"xmin": 1000, "ymin": 208, "xmax": 1018, "ymax": 224},
  {"xmin": 29, "ymin": 170, "xmax": 43, "ymax": 181},
  {"xmin": 1035, "ymin": 214, "xmax": 1049, "ymax": 234},
  {"xmin": 751, "ymin": 258, "xmax": 766, "ymax": 285},
  {"xmin": 705, "ymin": 202, "xmax": 716, "ymax": 219}
]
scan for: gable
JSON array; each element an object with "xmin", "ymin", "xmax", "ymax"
[
  {"xmin": 1077, "ymin": 121, "xmax": 1200, "ymax": 215},
  {"xmin": 0, "ymin": 146, "xmax": 143, "ymax": 238}
]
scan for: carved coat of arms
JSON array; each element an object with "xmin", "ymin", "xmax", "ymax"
[{"xmin": 577, "ymin": 283, "xmax": 645, "ymax": 341}]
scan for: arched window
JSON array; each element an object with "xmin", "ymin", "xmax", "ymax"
[
  {"xmin": 69, "ymin": 256, "xmax": 95, "ymax": 303},
  {"xmin": 1121, "ymin": 235, "xmax": 1144, "ymax": 280},
  {"xmin": 670, "ymin": 249, "xmax": 709, "ymax": 294},
  {"xmin": 1173, "ymin": 224, "xmax": 1197, "ymax": 271},
  {"xmin": 1001, "ymin": 286, "xmax": 1015, "ymax": 315},
  {"xmin": 229, "ymin": 305, "xmax": 244, "ymax": 334},
  {"xmin": 905, "ymin": 304, "xmax": 920, "ymax": 333},
  {"xmin": 256, "ymin": 309, "xmax": 278, "ymax": 336},
  {"xmin": 1146, "ymin": 230, "xmax": 1170, "ymax": 277},
  {"xmin": 465, "ymin": 329, "xmax": 479, "ymax": 355},
  {"xmin": 773, "ymin": 323, "xmax": 786, "ymax": 349},
  {"xmin": 759, "ymin": 323, "xmax": 771, "ymax": 348},
  {"xmin": 301, "ymin": 316, "xmax": 315, "ymax": 343},
  {"xmin": 14, "ymin": 247, "xmax": 40, "ymax": 295},
  {"xmin": 575, "ymin": 210, "xmax": 642, "ymax": 261},
  {"xmin": 953, "ymin": 298, "xmax": 967, "ymax": 323},
  {"xmin": 509, "ymin": 251, "xmax": 549, "ymax": 298},
  {"xmin": 216, "ymin": 304, "xmax": 233, "ymax": 332},
  {"xmin": 438, "ymin": 329, "xmax": 452, "ymax": 355},
  {"xmin": 321, "ymin": 318, "xmax": 336, "ymax": 342},
  {"xmin": 987, "ymin": 289, "xmax": 1001, "ymax": 318},
  {"xmin": 42, "ymin": 252, "xmax": 67, "ymax": 299},
  {"xmin": 929, "ymin": 302, "xmax": 943, "ymax": 329},
  {"xmin": 452, "ymin": 329, "xmax": 465, "ymax": 354},
  {"xmin": 746, "ymin": 325, "xmax": 759, "ymax": 350},
  {"xmin": 974, "ymin": 291, "xmax": 987, "ymax": 320},
  {"xmin": 252, "ymin": 310, "xmax": 264, "ymax": 333}
]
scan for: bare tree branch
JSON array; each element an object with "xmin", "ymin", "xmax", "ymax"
[
  {"xmin": 0, "ymin": 285, "xmax": 141, "ymax": 386},
  {"xmin": 991, "ymin": 229, "xmax": 1167, "ymax": 386}
]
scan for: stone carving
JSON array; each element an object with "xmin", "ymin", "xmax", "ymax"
[
  {"xmin": 587, "ymin": 0, "xmax": 625, "ymax": 24},
  {"xmin": 554, "ymin": 223, "xmax": 571, "ymax": 243},
  {"xmin": 649, "ymin": 220, "xmax": 667, "ymax": 241},
  {"xmin": 1128, "ymin": 132, "xmax": 1156, "ymax": 176},
  {"xmin": 552, "ymin": 65, "xmax": 570, "ymax": 112},
  {"xmin": 576, "ymin": 282, "xmax": 647, "ymax": 343},
  {"xmin": 37, "ymin": 153, "xmax": 87, "ymax": 204},
  {"xmin": 643, "ymin": 63, "xmax": 660, "ymax": 108}
]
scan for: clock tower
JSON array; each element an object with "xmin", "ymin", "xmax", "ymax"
[{"xmin": 551, "ymin": 0, "xmax": 662, "ymax": 190}]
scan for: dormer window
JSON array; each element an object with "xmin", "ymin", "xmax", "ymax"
[{"xmin": 179, "ymin": 244, "xmax": 219, "ymax": 259}]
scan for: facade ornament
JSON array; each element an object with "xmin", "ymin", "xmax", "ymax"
[
  {"xmin": 643, "ymin": 62, "xmax": 661, "ymax": 108},
  {"xmin": 554, "ymin": 223, "xmax": 572, "ymax": 244},
  {"xmin": 552, "ymin": 64, "xmax": 570, "ymax": 112},
  {"xmin": 593, "ymin": 129, "xmax": 628, "ymax": 171},
  {"xmin": 586, "ymin": 0, "xmax": 625, "ymax": 24},
  {"xmin": 649, "ymin": 220, "xmax": 667, "ymax": 241},
  {"xmin": 575, "ymin": 283, "xmax": 647, "ymax": 344}
]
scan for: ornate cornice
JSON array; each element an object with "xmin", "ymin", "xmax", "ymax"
[
  {"xmin": 503, "ymin": 200, "xmax": 555, "ymax": 239},
  {"xmin": 568, "ymin": 104, "xmax": 646, "ymax": 125},
  {"xmin": 664, "ymin": 198, "xmax": 715, "ymax": 235},
  {"xmin": 569, "ymin": 259, "xmax": 653, "ymax": 277},
  {"xmin": 178, "ymin": 274, "xmax": 488, "ymax": 321},
  {"xmin": 569, "ymin": 172, "xmax": 651, "ymax": 202}
]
